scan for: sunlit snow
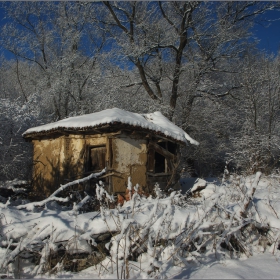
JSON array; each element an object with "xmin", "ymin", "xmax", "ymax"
[{"xmin": 23, "ymin": 108, "xmax": 199, "ymax": 145}]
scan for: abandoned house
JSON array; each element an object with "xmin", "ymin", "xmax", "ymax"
[{"xmin": 23, "ymin": 108, "xmax": 198, "ymax": 196}]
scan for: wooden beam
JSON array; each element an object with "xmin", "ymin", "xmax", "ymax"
[
  {"xmin": 147, "ymin": 172, "xmax": 172, "ymax": 177},
  {"xmin": 100, "ymin": 172, "xmax": 124, "ymax": 179},
  {"xmin": 149, "ymin": 141, "xmax": 175, "ymax": 160},
  {"xmin": 147, "ymin": 148, "xmax": 155, "ymax": 172}
]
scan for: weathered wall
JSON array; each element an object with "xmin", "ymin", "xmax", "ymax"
[
  {"xmin": 32, "ymin": 132, "xmax": 178, "ymax": 197},
  {"xmin": 111, "ymin": 135, "xmax": 147, "ymax": 193},
  {"xmin": 32, "ymin": 137, "xmax": 64, "ymax": 196},
  {"xmin": 32, "ymin": 135, "xmax": 107, "ymax": 196}
]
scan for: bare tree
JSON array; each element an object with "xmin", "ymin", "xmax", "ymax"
[
  {"xmin": 225, "ymin": 52, "xmax": 280, "ymax": 174},
  {"xmin": 0, "ymin": 1, "xmax": 279, "ymax": 179},
  {"xmin": 0, "ymin": 1, "xmax": 107, "ymax": 120},
  {"xmin": 101, "ymin": 1, "xmax": 277, "ymax": 120}
]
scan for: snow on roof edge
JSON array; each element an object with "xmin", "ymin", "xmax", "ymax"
[{"xmin": 23, "ymin": 108, "xmax": 199, "ymax": 145}]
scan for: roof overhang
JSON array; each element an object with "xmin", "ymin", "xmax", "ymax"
[{"xmin": 23, "ymin": 122, "xmax": 187, "ymax": 145}]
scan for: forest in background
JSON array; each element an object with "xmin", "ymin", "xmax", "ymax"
[{"xmin": 0, "ymin": 1, "xmax": 279, "ymax": 181}]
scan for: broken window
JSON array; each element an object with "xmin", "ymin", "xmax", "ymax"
[
  {"xmin": 155, "ymin": 151, "xmax": 165, "ymax": 173},
  {"xmin": 147, "ymin": 141, "xmax": 177, "ymax": 174},
  {"xmin": 88, "ymin": 146, "xmax": 106, "ymax": 172}
]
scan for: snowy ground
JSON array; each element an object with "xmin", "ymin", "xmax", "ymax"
[
  {"xmin": 0, "ymin": 172, "xmax": 280, "ymax": 279},
  {"xmin": 175, "ymin": 253, "xmax": 280, "ymax": 279},
  {"xmin": 47, "ymin": 252, "xmax": 280, "ymax": 279}
]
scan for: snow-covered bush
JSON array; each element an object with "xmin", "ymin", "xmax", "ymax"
[
  {"xmin": 227, "ymin": 129, "xmax": 280, "ymax": 176},
  {"xmin": 0, "ymin": 171, "xmax": 280, "ymax": 278}
]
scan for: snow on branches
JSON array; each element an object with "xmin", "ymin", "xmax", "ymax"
[{"xmin": 0, "ymin": 172, "xmax": 280, "ymax": 278}]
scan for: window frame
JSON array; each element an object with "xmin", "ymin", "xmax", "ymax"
[
  {"xmin": 87, "ymin": 145, "xmax": 107, "ymax": 173},
  {"xmin": 147, "ymin": 140, "xmax": 177, "ymax": 175}
]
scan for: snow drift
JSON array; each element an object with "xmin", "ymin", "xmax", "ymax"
[{"xmin": 0, "ymin": 171, "xmax": 280, "ymax": 278}]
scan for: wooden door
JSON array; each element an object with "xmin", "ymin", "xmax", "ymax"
[{"xmin": 89, "ymin": 146, "xmax": 106, "ymax": 172}]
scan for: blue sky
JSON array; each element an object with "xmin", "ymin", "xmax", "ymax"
[
  {"xmin": 253, "ymin": 9, "xmax": 280, "ymax": 54},
  {"xmin": 0, "ymin": 3, "xmax": 280, "ymax": 60}
]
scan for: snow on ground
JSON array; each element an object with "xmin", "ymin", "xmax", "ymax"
[
  {"xmin": 180, "ymin": 177, "xmax": 197, "ymax": 194},
  {"xmin": 174, "ymin": 253, "xmax": 280, "ymax": 279},
  {"xmin": 180, "ymin": 176, "xmax": 220, "ymax": 194},
  {"xmin": 0, "ymin": 173, "xmax": 280, "ymax": 278},
  {"xmin": 48, "ymin": 252, "xmax": 280, "ymax": 279},
  {"xmin": 23, "ymin": 108, "xmax": 199, "ymax": 145}
]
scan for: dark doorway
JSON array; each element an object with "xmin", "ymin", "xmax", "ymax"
[{"xmin": 88, "ymin": 146, "xmax": 106, "ymax": 172}]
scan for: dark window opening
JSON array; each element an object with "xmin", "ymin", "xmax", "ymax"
[
  {"xmin": 155, "ymin": 152, "xmax": 165, "ymax": 173},
  {"xmin": 88, "ymin": 146, "xmax": 106, "ymax": 172},
  {"xmin": 158, "ymin": 141, "xmax": 166, "ymax": 148},
  {"xmin": 167, "ymin": 142, "xmax": 177, "ymax": 154},
  {"xmin": 157, "ymin": 141, "xmax": 177, "ymax": 154},
  {"xmin": 148, "ymin": 140, "xmax": 178, "ymax": 174}
]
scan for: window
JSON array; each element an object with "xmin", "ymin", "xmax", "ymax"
[
  {"xmin": 147, "ymin": 141, "xmax": 177, "ymax": 174},
  {"xmin": 88, "ymin": 146, "xmax": 106, "ymax": 172},
  {"xmin": 155, "ymin": 151, "xmax": 165, "ymax": 173}
]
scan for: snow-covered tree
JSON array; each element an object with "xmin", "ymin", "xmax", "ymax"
[
  {"xmin": 0, "ymin": 97, "xmax": 41, "ymax": 180},
  {"xmin": 100, "ymin": 1, "xmax": 277, "ymax": 120},
  {"xmin": 0, "ymin": 1, "xmax": 108, "ymax": 120},
  {"xmin": 228, "ymin": 52, "xmax": 280, "ymax": 174}
]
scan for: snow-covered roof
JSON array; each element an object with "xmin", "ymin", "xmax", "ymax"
[{"xmin": 23, "ymin": 108, "xmax": 198, "ymax": 145}]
